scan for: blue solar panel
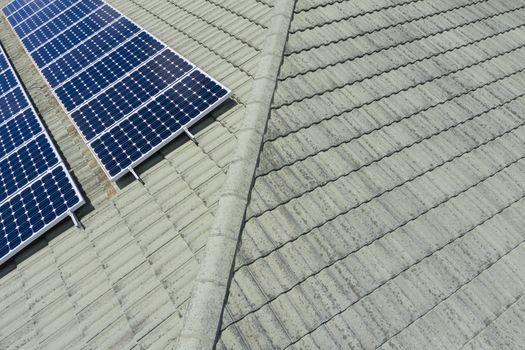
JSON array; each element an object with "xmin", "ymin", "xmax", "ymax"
[
  {"xmin": 0, "ymin": 52, "xmax": 8, "ymax": 71},
  {"xmin": 3, "ymin": 0, "xmax": 33, "ymax": 19},
  {"xmin": 91, "ymin": 70, "xmax": 229, "ymax": 177},
  {"xmin": 0, "ymin": 134, "xmax": 59, "ymax": 203},
  {"xmin": 56, "ymin": 31, "xmax": 164, "ymax": 110},
  {"xmin": 0, "ymin": 108, "xmax": 43, "ymax": 158},
  {"xmin": 42, "ymin": 17, "xmax": 139, "ymax": 87},
  {"xmin": 23, "ymin": 0, "xmax": 103, "ymax": 52},
  {"xmin": 15, "ymin": 0, "xmax": 84, "ymax": 38},
  {"xmin": 70, "ymin": 49, "xmax": 193, "ymax": 140},
  {"xmin": 0, "ymin": 165, "xmax": 82, "ymax": 261},
  {"xmin": 0, "ymin": 70, "xmax": 18, "ymax": 94},
  {"xmin": 8, "ymin": 0, "xmax": 48, "ymax": 27},
  {"xmin": 0, "ymin": 44, "xmax": 85, "ymax": 266},
  {"xmin": 31, "ymin": 5, "xmax": 119, "ymax": 68},
  {"xmin": 0, "ymin": 88, "xmax": 29, "ymax": 123},
  {"xmin": 4, "ymin": 0, "xmax": 231, "ymax": 181}
]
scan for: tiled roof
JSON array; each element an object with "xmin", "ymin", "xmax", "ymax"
[
  {"xmin": 218, "ymin": 0, "xmax": 525, "ymax": 349},
  {"xmin": 3, "ymin": 0, "xmax": 525, "ymax": 349},
  {"xmin": 0, "ymin": 0, "xmax": 273, "ymax": 348}
]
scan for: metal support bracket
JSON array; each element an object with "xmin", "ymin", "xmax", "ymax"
[
  {"xmin": 128, "ymin": 167, "xmax": 144, "ymax": 184},
  {"xmin": 68, "ymin": 211, "xmax": 82, "ymax": 229},
  {"xmin": 183, "ymin": 126, "xmax": 198, "ymax": 145}
]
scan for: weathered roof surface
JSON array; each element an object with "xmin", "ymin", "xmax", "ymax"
[
  {"xmin": 0, "ymin": 0, "xmax": 273, "ymax": 348},
  {"xmin": 4, "ymin": 0, "xmax": 525, "ymax": 349},
  {"xmin": 218, "ymin": 0, "xmax": 525, "ymax": 349}
]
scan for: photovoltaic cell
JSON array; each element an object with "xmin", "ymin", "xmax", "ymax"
[
  {"xmin": 32, "ymin": 5, "xmax": 119, "ymax": 67},
  {"xmin": 8, "ymin": 0, "xmax": 49, "ymax": 27},
  {"xmin": 14, "ymin": 0, "xmax": 81, "ymax": 38},
  {"xmin": 0, "ymin": 44, "xmax": 84, "ymax": 265},
  {"xmin": 55, "ymin": 31, "xmax": 164, "ymax": 110},
  {"xmin": 70, "ymin": 48, "xmax": 193, "ymax": 141},
  {"xmin": 0, "ymin": 108, "xmax": 43, "ymax": 158},
  {"xmin": 0, "ymin": 165, "xmax": 82, "ymax": 259},
  {"xmin": 91, "ymin": 70, "xmax": 228, "ymax": 177},
  {"xmin": 0, "ymin": 52, "xmax": 8, "ymax": 71},
  {"xmin": 42, "ymin": 17, "xmax": 139, "ymax": 87},
  {"xmin": 23, "ymin": 0, "xmax": 103, "ymax": 52},
  {"xmin": 0, "ymin": 70, "xmax": 18, "ymax": 94},
  {"xmin": 0, "ymin": 89, "xmax": 28, "ymax": 123},
  {"xmin": 0, "ymin": 134, "xmax": 59, "ymax": 203},
  {"xmin": 3, "ymin": 0, "xmax": 33, "ymax": 19},
  {"xmin": 4, "ymin": 0, "xmax": 231, "ymax": 181}
]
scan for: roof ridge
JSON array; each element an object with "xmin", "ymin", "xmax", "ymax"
[{"xmin": 175, "ymin": 0, "xmax": 297, "ymax": 349}]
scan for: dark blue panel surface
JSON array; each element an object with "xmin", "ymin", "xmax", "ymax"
[
  {"xmin": 91, "ymin": 70, "xmax": 228, "ymax": 177},
  {"xmin": 0, "ymin": 134, "xmax": 59, "ymax": 203},
  {"xmin": 22, "ymin": 0, "xmax": 103, "ymax": 52},
  {"xmin": 0, "ymin": 70, "xmax": 18, "ymax": 95},
  {"xmin": 4, "ymin": 0, "xmax": 231, "ymax": 183},
  {"xmin": 14, "ymin": 0, "xmax": 85, "ymax": 39},
  {"xmin": 3, "ymin": 0, "xmax": 33, "ymax": 20},
  {"xmin": 42, "ymin": 17, "xmax": 139, "ymax": 87},
  {"xmin": 32, "ymin": 5, "xmax": 119, "ymax": 68},
  {"xmin": 0, "ymin": 31, "xmax": 85, "ymax": 266},
  {"xmin": 55, "ymin": 31, "xmax": 163, "ymax": 109},
  {"xmin": 0, "ymin": 166, "xmax": 82, "ymax": 260},
  {"xmin": 0, "ymin": 52, "xmax": 8, "ymax": 71},
  {"xmin": 0, "ymin": 88, "xmax": 29, "ymax": 124},
  {"xmin": 72, "ymin": 49, "xmax": 192, "ymax": 141},
  {"xmin": 8, "ymin": 0, "xmax": 48, "ymax": 27},
  {"xmin": 0, "ymin": 108, "xmax": 43, "ymax": 159}
]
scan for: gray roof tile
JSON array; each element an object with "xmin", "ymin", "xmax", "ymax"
[{"xmin": 219, "ymin": 0, "xmax": 525, "ymax": 348}]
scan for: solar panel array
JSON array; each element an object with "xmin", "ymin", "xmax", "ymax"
[
  {"xmin": 3, "ymin": 0, "xmax": 231, "ymax": 181},
  {"xmin": 0, "ymin": 44, "xmax": 84, "ymax": 266}
]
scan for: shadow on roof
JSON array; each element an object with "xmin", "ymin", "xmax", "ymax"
[{"xmin": 114, "ymin": 97, "xmax": 237, "ymax": 189}]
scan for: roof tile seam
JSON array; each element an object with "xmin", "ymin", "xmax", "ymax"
[
  {"xmin": 457, "ymin": 293, "xmax": 525, "ymax": 350},
  {"xmin": 230, "ymin": 159, "xmax": 525, "ymax": 348},
  {"xmin": 175, "ymin": 0, "xmax": 296, "ymax": 349},
  {"xmin": 224, "ymin": 132, "xmax": 525, "ymax": 327},
  {"xmin": 263, "ymin": 39, "xmax": 525, "ymax": 145},
  {"xmin": 183, "ymin": 0, "xmax": 270, "ymax": 31},
  {"xmin": 294, "ymin": 0, "xmax": 346, "ymax": 14},
  {"xmin": 285, "ymin": 0, "xmax": 493, "ymax": 56},
  {"xmin": 290, "ymin": 0, "xmax": 425, "ymax": 34},
  {"xmin": 155, "ymin": 148, "xmax": 227, "ymax": 213},
  {"xmin": 29, "ymin": 229, "xmax": 124, "ymax": 346},
  {"xmin": 257, "ymin": 66, "xmax": 525, "ymax": 178},
  {"xmin": 373, "ymin": 236, "xmax": 525, "ymax": 350},
  {"xmin": 7, "ymin": 250, "xmax": 85, "ymax": 346},
  {"xmin": 118, "ymin": 0, "xmax": 255, "ymax": 78},
  {"xmin": 246, "ymin": 75, "xmax": 525, "ymax": 221},
  {"xmin": 274, "ymin": 23, "xmax": 525, "ymax": 110},
  {"xmin": 239, "ymin": 123, "xmax": 525, "ymax": 274},
  {"xmin": 163, "ymin": 0, "xmax": 264, "ymax": 51},
  {"xmin": 280, "ymin": 4, "xmax": 525, "ymax": 80}
]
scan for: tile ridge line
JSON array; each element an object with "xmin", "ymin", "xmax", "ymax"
[{"xmin": 175, "ymin": 0, "xmax": 297, "ymax": 349}]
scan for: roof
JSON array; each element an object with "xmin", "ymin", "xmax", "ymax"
[
  {"xmin": 0, "ymin": 0, "xmax": 273, "ymax": 348},
  {"xmin": 3, "ymin": 0, "xmax": 525, "ymax": 349},
  {"xmin": 216, "ymin": 0, "xmax": 525, "ymax": 349}
]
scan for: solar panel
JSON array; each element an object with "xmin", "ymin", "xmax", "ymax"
[
  {"xmin": 3, "ymin": 0, "xmax": 231, "ymax": 181},
  {"xmin": 0, "ymin": 45, "xmax": 84, "ymax": 266}
]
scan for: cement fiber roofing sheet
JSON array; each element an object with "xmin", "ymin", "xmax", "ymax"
[{"xmin": 0, "ymin": 0, "xmax": 272, "ymax": 348}]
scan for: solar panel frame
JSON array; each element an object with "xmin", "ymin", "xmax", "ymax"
[
  {"xmin": 0, "ymin": 164, "xmax": 84, "ymax": 265},
  {"xmin": 0, "ymin": 43, "xmax": 85, "ymax": 266},
  {"xmin": 15, "ymin": 0, "xmax": 89, "ymax": 40},
  {"xmin": 3, "ymin": 0, "xmax": 232, "ymax": 182}
]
